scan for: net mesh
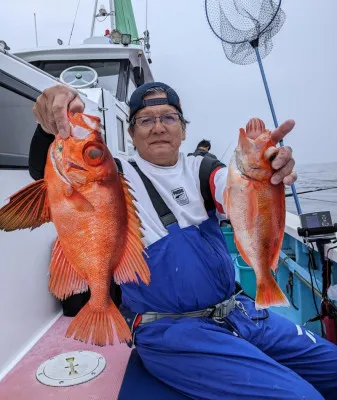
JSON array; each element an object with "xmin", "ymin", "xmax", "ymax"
[{"xmin": 205, "ymin": 0, "xmax": 286, "ymax": 64}]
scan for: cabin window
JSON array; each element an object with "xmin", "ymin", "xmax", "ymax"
[
  {"xmin": 0, "ymin": 81, "xmax": 39, "ymax": 168},
  {"xmin": 127, "ymin": 68, "xmax": 137, "ymax": 104},
  {"xmin": 116, "ymin": 117, "xmax": 126, "ymax": 153},
  {"xmin": 32, "ymin": 60, "xmax": 121, "ymax": 96}
]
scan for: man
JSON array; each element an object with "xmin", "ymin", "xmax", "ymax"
[
  {"xmin": 188, "ymin": 139, "xmax": 217, "ymax": 159},
  {"xmin": 30, "ymin": 82, "xmax": 337, "ymax": 399},
  {"xmin": 196, "ymin": 139, "xmax": 211, "ymax": 152}
]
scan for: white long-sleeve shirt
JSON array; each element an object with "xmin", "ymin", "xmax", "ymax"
[{"xmin": 119, "ymin": 152, "xmax": 228, "ymax": 247}]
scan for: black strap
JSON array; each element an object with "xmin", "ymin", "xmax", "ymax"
[
  {"xmin": 114, "ymin": 157, "xmax": 123, "ymax": 174},
  {"xmin": 199, "ymin": 155, "xmax": 226, "ymax": 211},
  {"xmin": 29, "ymin": 125, "xmax": 55, "ymax": 180},
  {"xmin": 143, "ymin": 98, "xmax": 169, "ymax": 107},
  {"xmin": 128, "ymin": 160, "xmax": 177, "ymax": 228}
]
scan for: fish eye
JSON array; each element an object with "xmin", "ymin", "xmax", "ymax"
[
  {"xmin": 83, "ymin": 142, "xmax": 105, "ymax": 166},
  {"xmin": 87, "ymin": 148, "xmax": 103, "ymax": 160},
  {"xmin": 57, "ymin": 144, "xmax": 63, "ymax": 152}
]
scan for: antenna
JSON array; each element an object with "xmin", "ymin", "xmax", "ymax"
[
  {"xmin": 145, "ymin": 0, "xmax": 148, "ymax": 32},
  {"xmin": 68, "ymin": 0, "xmax": 81, "ymax": 45},
  {"xmin": 144, "ymin": 0, "xmax": 152, "ymax": 63},
  {"xmin": 90, "ymin": 0, "xmax": 99, "ymax": 37},
  {"xmin": 33, "ymin": 13, "xmax": 38, "ymax": 47}
]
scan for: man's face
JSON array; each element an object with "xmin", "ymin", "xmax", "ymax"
[
  {"xmin": 128, "ymin": 93, "xmax": 185, "ymax": 166},
  {"xmin": 198, "ymin": 146, "xmax": 209, "ymax": 152}
]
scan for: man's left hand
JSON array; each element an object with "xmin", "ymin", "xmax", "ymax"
[{"xmin": 270, "ymin": 120, "xmax": 297, "ymax": 186}]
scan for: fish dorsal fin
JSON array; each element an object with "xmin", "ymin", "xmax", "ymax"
[
  {"xmin": 48, "ymin": 237, "xmax": 88, "ymax": 300},
  {"xmin": 113, "ymin": 174, "xmax": 151, "ymax": 285},
  {"xmin": 0, "ymin": 179, "xmax": 51, "ymax": 231}
]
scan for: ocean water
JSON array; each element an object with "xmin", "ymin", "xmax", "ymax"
[{"xmin": 285, "ymin": 162, "xmax": 337, "ymax": 222}]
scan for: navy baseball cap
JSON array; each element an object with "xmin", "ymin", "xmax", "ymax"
[{"xmin": 129, "ymin": 82, "xmax": 183, "ymax": 122}]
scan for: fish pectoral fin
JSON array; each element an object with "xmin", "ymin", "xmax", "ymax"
[
  {"xmin": 234, "ymin": 233, "xmax": 254, "ymax": 267},
  {"xmin": 270, "ymin": 236, "xmax": 283, "ymax": 272},
  {"xmin": 64, "ymin": 185, "xmax": 95, "ymax": 212},
  {"xmin": 113, "ymin": 174, "xmax": 151, "ymax": 286},
  {"xmin": 246, "ymin": 183, "xmax": 260, "ymax": 226},
  {"xmin": 48, "ymin": 237, "xmax": 88, "ymax": 300},
  {"xmin": 0, "ymin": 179, "xmax": 51, "ymax": 231},
  {"xmin": 223, "ymin": 187, "xmax": 230, "ymax": 217}
]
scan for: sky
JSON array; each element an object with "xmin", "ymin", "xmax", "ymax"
[{"xmin": 1, "ymin": 0, "xmax": 336, "ymax": 165}]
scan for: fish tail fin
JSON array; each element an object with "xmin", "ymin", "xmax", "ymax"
[
  {"xmin": 65, "ymin": 300, "xmax": 131, "ymax": 346},
  {"xmin": 255, "ymin": 274, "xmax": 290, "ymax": 310}
]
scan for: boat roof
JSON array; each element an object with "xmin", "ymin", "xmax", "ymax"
[{"xmin": 13, "ymin": 41, "xmax": 154, "ymax": 83}]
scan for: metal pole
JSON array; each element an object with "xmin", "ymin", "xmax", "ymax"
[
  {"xmin": 90, "ymin": 0, "xmax": 99, "ymax": 37},
  {"xmin": 34, "ymin": 13, "xmax": 38, "ymax": 47},
  {"xmin": 254, "ymin": 47, "xmax": 279, "ymax": 130},
  {"xmin": 254, "ymin": 45, "xmax": 302, "ymax": 215},
  {"xmin": 146, "ymin": 0, "xmax": 148, "ymax": 31},
  {"xmin": 109, "ymin": 0, "xmax": 115, "ymax": 31}
]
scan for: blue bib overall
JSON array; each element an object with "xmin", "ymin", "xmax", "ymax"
[{"xmin": 120, "ymin": 162, "xmax": 337, "ymax": 400}]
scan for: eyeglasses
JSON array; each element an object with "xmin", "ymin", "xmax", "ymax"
[{"xmin": 133, "ymin": 112, "xmax": 181, "ymax": 128}]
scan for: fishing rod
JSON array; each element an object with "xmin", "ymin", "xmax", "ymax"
[
  {"xmin": 285, "ymin": 186, "xmax": 337, "ymax": 198},
  {"xmin": 219, "ymin": 141, "xmax": 233, "ymax": 164}
]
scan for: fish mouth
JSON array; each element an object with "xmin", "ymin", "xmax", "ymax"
[
  {"xmin": 67, "ymin": 161, "xmax": 88, "ymax": 171},
  {"xmin": 242, "ymin": 169, "xmax": 260, "ymax": 181},
  {"xmin": 50, "ymin": 143, "xmax": 87, "ymax": 185},
  {"xmin": 242, "ymin": 172, "xmax": 256, "ymax": 181},
  {"xmin": 50, "ymin": 144, "xmax": 70, "ymax": 184}
]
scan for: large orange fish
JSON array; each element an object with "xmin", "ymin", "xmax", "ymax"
[
  {"xmin": 224, "ymin": 117, "xmax": 289, "ymax": 310},
  {"xmin": 0, "ymin": 113, "xmax": 150, "ymax": 345}
]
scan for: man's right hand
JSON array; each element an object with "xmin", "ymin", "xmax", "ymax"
[{"xmin": 33, "ymin": 84, "xmax": 85, "ymax": 138}]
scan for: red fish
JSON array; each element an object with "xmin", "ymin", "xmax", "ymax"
[
  {"xmin": 0, "ymin": 113, "xmax": 150, "ymax": 345},
  {"xmin": 224, "ymin": 118, "xmax": 289, "ymax": 309}
]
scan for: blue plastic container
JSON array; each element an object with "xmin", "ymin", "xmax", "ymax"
[
  {"xmin": 234, "ymin": 256, "xmax": 257, "ymax": 299},
  {"xmin": 272, "ymin": 258, "xmax": 322, "ymax": 335},
  {"xmin": 221, "ymin": 228, "xmax": 238, "ymax": 254},
  {"xmin": 220, "ymin": 226, "xmax": 233, "ymax": 233}
]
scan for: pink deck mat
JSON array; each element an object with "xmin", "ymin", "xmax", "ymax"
[{"xmin": 0, "ymin": 316, "xmax": 132, "ymax": 400}]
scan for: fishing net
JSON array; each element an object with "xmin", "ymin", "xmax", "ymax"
[
  {"xmin": 204, "ymin": 0, "xmax": 302, "ymax": 214},
  {"xmin": 205, "ymin": 0, "xmax": 286, "ymax": 64}
]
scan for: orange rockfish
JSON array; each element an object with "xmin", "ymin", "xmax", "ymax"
[
  {"xmin": 224, "ymin": 117, "xmax": 289, "ymax": 310},
  {"xmin": 0, "ymin": 113, "xmax": 150, "ymax": 345}
]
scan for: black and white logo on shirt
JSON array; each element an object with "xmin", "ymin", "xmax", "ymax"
[{"xmin": 171, "ymin": 187, "xmax": 189, "ymax": 206}]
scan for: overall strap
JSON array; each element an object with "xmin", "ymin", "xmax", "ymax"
[
  {"xmin": 128, "ymin": 160, "xmax": 177, "ymax": 228},
  {"xmin": 199, "ymin": 155, "xmax": 226, "ymax": 211},
  {"xmin": 114, "ymin": 158, "xmax": 123, "ymax": 174}
]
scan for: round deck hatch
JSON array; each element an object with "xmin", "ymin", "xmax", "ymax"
[{"xmin": 36, "ymin": 351, "xmax": 106, "ymax": 387}]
